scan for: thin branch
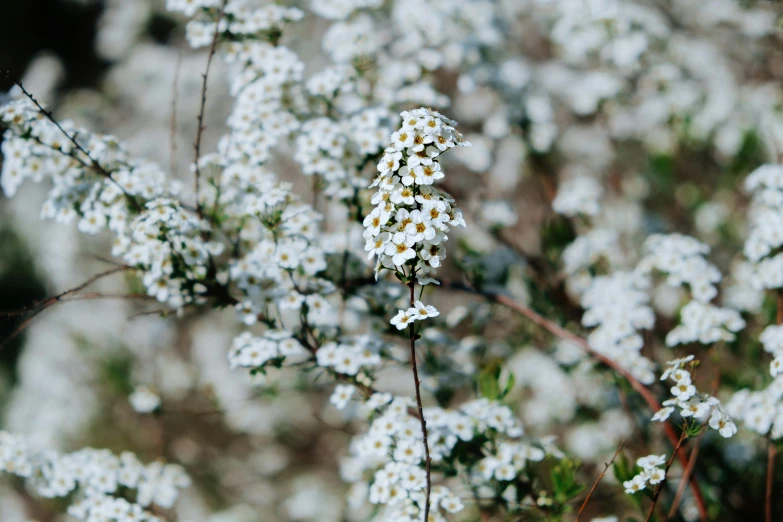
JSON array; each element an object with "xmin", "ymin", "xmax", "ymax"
[
  {"xmin": 408, "ymin": 277, "xmax": 432, "ymax": 522},
  {"xmin": 0, "ymin": 266, "xmax": 134, "ymax": 350},
  {"xmin": 87, "ymin": 253, "xmax": 134, "ymax": 267},
  {"xmin": 1, "ymin": 70, "xmax": 142, "ymax": 212},
  {"xmin": 575, "ymin": 440, "xmax": 624, "ymax": 522},
  {"xmin": 440, "ymin": 280, "xmax": 708, "ymax": 521},
  {"xmin": 170, "ymin": 52, "xmax": 183, "ymax": 179},
  {"xmin": 193, "ymin": 0, "xmax": 228, "ymax": 219},
  {"xmin": 668, "ymin": 433, "xmax": 703, "ymax": 520},
  {"xmin": 645, "ymin": 429, "xmax": 688, "ymax": 522},
  {"xmin": 60, "ymin": 292, "xmax": 152, "ymax": 303},
  {"xmin": 128, "ymin": 309, "xmax": 170, "ymax": 321},
  {"xmin": 312, "ymin": 175, "xmax": 321, "ymax": 211},
  {"xmin": 2, "ymin": 266, "xmax": 132, "ymax": 319},
  {"xmin": 768, "ymin": 439, "xmax": 778, "ymax": 522},
  {"xmin": 0, "ymin": 309, "xmax": 47, "ymax": 351}
]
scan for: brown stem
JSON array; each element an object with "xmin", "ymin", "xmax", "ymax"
[
  {"xmin": 193, "ymin": 0, "xmax": 228, "ymax": 219},
  {"xmin": 170, "ymin": 52, "xmax": 182, "ymax": 179},
  {"xmin": 777, "ymin": 291, "xmax": 783, "ymax": 325},
  {"xmin": 575, "ymin": 440, "xmax": 624, "ymax": 522},
  {"xmin": 312, "ymin": 175, "xmax": 320, "ymax": 211},
  {"xmin": 768, "ymin": 440, "xmax": 778, "ymax": 522},
  {"xmin": 645, "ymin": 428, "xmax": 688, "ymax": 522},
  {"xmin": 59, "ymin": 292, "xmax": 152, "ymax": 303},
  {"xmin": 0, "ymin": 266, "xmax": 134, "ymax": 351},
  {"xmin": 667, "ymin": 432, "xmax": 704, "ymax": 519},
  {"xmin": 408, "ymin": 277, "xmax": 432, "ymax": 522}
]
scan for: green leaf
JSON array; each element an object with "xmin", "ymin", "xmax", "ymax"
[
  {"xmin": 477, "ymin": 370, "xmax": 500, "ymax": 400},
  {"xmin": 499, "ymin": 372, "xmax": 516, "ymax": 400},
  {"xmin": 550, "ymin": 458, "xmax": 585, "ymax": 504},
  {"xmin": 613, "ymin": 453, "xmax": 634, "ymax": 483}
]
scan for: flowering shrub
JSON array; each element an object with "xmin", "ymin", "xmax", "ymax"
[{"xmin": 1, "ymin": 0, "xmax": 783, "ymax": 521}]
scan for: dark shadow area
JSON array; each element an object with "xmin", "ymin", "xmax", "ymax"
[{"xmin": 0, "ymin": 0, "xmax": 108, "ymax": 91}]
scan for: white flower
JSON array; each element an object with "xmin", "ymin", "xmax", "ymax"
[
  {"xmin": 410, "ymin": 301, "xmax": 439, "ymax": 321},
  {"xmin": 129, "ymin": 386, "xmax": 161, "ymax": 414},
  {"xmin": 644, "ymin": 467, "xmax": 666, "ymax": 485},
  {"xmin": 365, "ymin": 232, "xmax": 391, "ymax": 259},
  {"xmin": 385, "ymin": 232, "xmax": 416, "ymax": 266},
  {"xmin": 377, "ymin": 151, "xmax": 402, "ymax": 176},
  {"xmin": 636, "ymin": 454, "xmax": 666, "ymax": 469},
  {"xmin": 330, "ymin": 385, "xmax": 356, "ymax": 410},
  {"xmin": 772, "ymin": 356, "xmax": 783, "ymax": 377},
  {"xmin": 77, "ymin": 210, "xmax": 106, "ymax": 234},
  {"xmin": 399, "ymin": 466, "xmax": 426, "ymax": 491},
  {"xmin": 680, "ymin": 398, "xmax": 711, "ymax": 419},
  {"xmin": 440, "ymin": 495, "xmax": 464, "ymax": 513},
  {"xmin": 709, "ymin": 410, "xmax": 737, "ymax": 438},
  {"xmin": 405, "ymin": 210, "xmax": 436, "ymax": 242},
  {"xmin": 494, "ymin": 463, "xmax": 517, "ymax": 481},
  {"xmin": 670, "ymin": 382, "xmax": 697, "ymax": 401},
  {"xmin": 553, "ymin": 176, "xmax": 603, "ymax": 217},
  {"xmin": 391, "ymin": 130, "xmax": 415, "ymax": 151},
  {"xmin": 393, "ymin": 439, "xmax": 424, "ymax": 464},
  {"xmin": 390, "ymin": 309, "xmax": 415, "ymax": 330},
  {"xmin": 652, "ymin": 406, "xmax": 674, "ymax": 422},
  {"xmin": 391, "ymin": 185, "xmax": 415, "ymax": 206},
  {"xmin": 623, "ymin": 475, "xmax": 647, "ymax": 494},
  {"xmin": 414, "ymin": 162, "xmax": 444, "ymax": 185}
]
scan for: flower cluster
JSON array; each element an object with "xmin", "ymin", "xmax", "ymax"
[
  {"xmin": 726, "ymin": 381, "xmax": 783, "ymax": 438},
  {"xmin": 744, "ymin": 164, "xmax": 783, "ymax": 289},
  {"xmin": 228, "ymin": 330, "xmax": 307, "ymax": 371},
  {"xmin": 364, "ymin": 108, "xmax": 469, "ymax": 283},
  {"xmin": 126, "ymin": 198, "xmax": 225, "ymax": 307},
  {"xmin": 561, "ymin": 229, "xmax": 623, "ymax": 296},
  {"xmin": 294, "ymin": 109, "xmax": 394, "ymax": 198},
  {"xmin": 723, "ymin": 164, "xmax": 783, "ymax": 440},
  {"xmin": 653, "ymin": 357, "xmax": 737, "ymax": 438},
  {"xmin": 0, "ymin": 432, "xmax": 190, "ymax": 522},
  {"xmin": 580, "ymin": 271, "xmax": 656, "ymax": 384},
  {"xmin": 311, "ymin": 0, "xmax": 383, "ymax": 21},
  {"xmin": 723, "ymin": 260, "xmax": 765, "ymax": 313},
  {"xmin": 475, "ymin": 438, "xmax": 545, "ymax": 484},
  {"xmin": 552, "ymin": 176, "xmax": 603, "ymax": 217},
  {"xmin": 341, "ymin": 395, "xmax": 553, "ymax": 520},
  {"xmin": 316, "ymin": 338, "xmax": 383, "ymax": 381},
  {"xmin": 229, "ymin": 227, "xmax": 332, "ymax": 316},
  {"xmin": 342, "ymin": 395, "xmax": 459, "ymax": 521},
  {"xmin": 178, "ymin": 2, "xmax": 304, "ymax": 47},
  {"xmin": 623, "ymin": 454, "xmax": 666, "ymax": 494},
  {"xmin": 639, "ymin": 234, "xmax": 722, "ymax": 303},
  {"xmin": 665, "ymin": 301, "xmax": 745, "ymax": 347},
  {"xmin": 390, "ymin": 301, "xmax": 440, "ymax": 330},
  {"xmin": 762, "ymin": 325, "xmax": 783, "ymax": 377},
  {"xmin": 727, "ymin": 324, "xmax": 783, "ymax": 438},
  {"xmin": 639, "ymin": 234, "xmax": 745, "ymax": 347}
]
